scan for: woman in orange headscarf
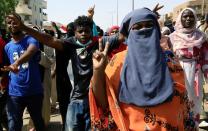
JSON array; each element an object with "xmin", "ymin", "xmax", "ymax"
[{"xmin": 90, "ymin": 8, "xmax": 196, "ymax": 131}]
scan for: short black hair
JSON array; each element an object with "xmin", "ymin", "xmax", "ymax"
[
  {"xmin": 66, "ymin": 22, "xmax": 75, "ymax": 37},
  {"xmin": 73, "ymin": 15, "xmax": 93, "ymax": 30},
  {"xmin": 67, "ymin": 22, "xmax": 74, "ymax": 31},
  {"xmin": 96, "ymin": 26, "xmax": 104, "ymax": 36}
]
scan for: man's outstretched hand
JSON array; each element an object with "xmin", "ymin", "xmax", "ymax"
[{"xmin": 1, "ymin": 64, "xmax": 19, "ymax": 74}]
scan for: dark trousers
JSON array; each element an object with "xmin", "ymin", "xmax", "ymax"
[
  {"xmin": 0, "ymin": 92, "xmax": 8, "ymax": 131},
  {"xmin": 56, "ymin": 80, "xmax": 72, "ymax": 131},
  {"xmin": 7, "ymin": 94, "xmax": 45, "ymax": 131}
]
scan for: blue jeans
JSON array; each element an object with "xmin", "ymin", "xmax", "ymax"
[
  {"xmin": 65, "ymin": 98, "xmax": 90, "ymax": 131},
  {"xmin": 7, "ymin": 94, "xmax": 45, "ymax": 131}
]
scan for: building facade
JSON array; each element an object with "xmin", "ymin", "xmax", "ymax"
[
  {"xmin": 15, "ymin": 0, "xmax": 47, "ymax": 27},
  {"xmin": 171, "ymin": 0, "xmax": 208, "ymax": 21}
]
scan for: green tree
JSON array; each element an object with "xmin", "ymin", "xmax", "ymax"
[{"xmin": 0, "ymin": 0, "xmax": 19, "ymax": 28}]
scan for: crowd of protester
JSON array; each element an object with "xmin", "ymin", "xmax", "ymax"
[{"xmin": 1, "ymin": 3, "xmax": 208, "ymax": 131}]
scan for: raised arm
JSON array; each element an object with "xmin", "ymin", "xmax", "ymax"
[
  {"xmin": 87, "ymin": 5, "xmax": 95, "ymax": 20},
  {"xmin": 7, "ymin": 14, "xmax": 64, "ymax": 50},
  {"xmin": 91, "ymin": 39, "xmax": 110, "ymax": 110},
  {"xmin": 51, "ymin": 22, "xmax": 62, "ymax": 39}
]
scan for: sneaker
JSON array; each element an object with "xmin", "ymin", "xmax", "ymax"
[{"xmin": 199, "ymin": 121, "xmax": 208, "ymax": 128}]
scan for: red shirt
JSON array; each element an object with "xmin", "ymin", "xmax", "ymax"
[{"xmin": 0, "ymin": 37, "xmax": 6, "ymax": 64}]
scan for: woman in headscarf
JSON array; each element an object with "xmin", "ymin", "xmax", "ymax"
[
  {"xmin": 108, "ymin": 25, "xmax": 120, "ymax": 36},
  {"xmin": 90, "ymin": 8, "xmax": 195, "ymax": 131},
  {"xmin": 107, "ymin": 25, "xmax": 127, "ymax": 59},
  {"xmin": 169, "ymin": 8, "xmax": 208, "ymax": 128}
]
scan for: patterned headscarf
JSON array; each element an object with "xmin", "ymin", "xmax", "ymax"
[{"xmin": 169, "ymin": 8, "xmax": 206, "ymax": 52}]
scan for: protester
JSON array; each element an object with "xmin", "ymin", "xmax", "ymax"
[
  {"xmin": 52, "ymin": 22, "xmax": 73, "ymax": 131},
  {"xmin": 164, "ymin": 19, "xmax": 175, "ymax": 33},
  {"xmin": 39, "ymin": 30, "xmax": 55, "ymax": 127},
  {"xmin": 90, "ymin": 7, "xmax": 196, "ymax": 130},
  {"xmin": 6, "ymin": 11, "xmax": 126, "ymax": 130},
  {"xmin": 107, "ymin": 25, "xmax": 126, "ymax": 59},
  {"xmin": 27, "ymin": 28, "xmax": 56, "ymax": 131},
  {"xmin": 3, "ymin": 13, "xmax": 45, "ymax": 131},
  {"xmin": 161, "ymin": 26, "xmax": 171, "ymax": 36},
  {"xmin": 160, "ymin": 26, "xmax": 172, "ymax": 53},
  {"xmin": 66, "ymin": 22, "xmax": 75, "ymax": 38},
  {"xmin": 169, "ymin": 8, "xmax": 208, "ymax": 128},
  {"xmin": 96, "ymin": 26, "xmax": 104, "ymax": 37},
  {"xmin": 108, "ymin": 25, "xmax": 119, "ymax": 36},
  {"xmin": 0, "ymin": 31, "xmax": 8, "ymax": 131},
  {"xmin": 196, "ymin": 13, "xmax": 208, "ymax": 129},
  {"xmin": 0, "ymin": 29, "xmax": 11, "ymax": 43}
]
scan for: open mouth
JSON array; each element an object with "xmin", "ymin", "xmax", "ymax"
[{"xmin": 80, "ymin": 38, "xmax": 87, "ymax": 43}]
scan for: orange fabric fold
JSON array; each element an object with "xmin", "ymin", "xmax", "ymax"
[{"xmin": 90, "ymin": 50, "xmax": 191, "ymax": 131}]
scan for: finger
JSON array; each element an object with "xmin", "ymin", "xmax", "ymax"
[
  {"xmin": 0, "ymin": 68, "xmax": 7, "ymax": 72},
  {"xmin": 92, "ymin": 5, "xmax": 95, "ymax": 9},
  {"xmin": 155, "ymin": 3, "xmax": 159, "ymax": 9},
  {"xmin": 153, "ymin": 3, "xmax": 159, "ymax": 12},
  {"xmin": 103, "ymin": 41, "xmax": 110, "ymax": 55},
  {"xmin": 93, "ymin": 50, "xmax": 99, "ymax": 58},
  {"xmin": 98, "ymin": 38, "xmax": 103, "ymax": 52},
  {"xmin": 156, "ymin": 5, "xmax": 164, "ymax": 11},
  {"xmin": 93, "ymin": 53, "xmax": 99, "ymax": 60},
  {"xmin": 1, "ymin": 66, "xmax": 10, "ymax": 72},
  {"xmin": 4, "ymin": 66, "xmax": 12, "ymax": 70},
  {"xmin": 93, "ymin": 50, "xmax": 104, "ymax": 59}
]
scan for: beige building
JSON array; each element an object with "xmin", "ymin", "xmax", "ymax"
[
  {"xmin": 172, "ymin": 0, "xmax": 208, "ymax": 21},
  {"xmin": 15, "ymin": 0, "xmax": 47, "ymax": 27}
]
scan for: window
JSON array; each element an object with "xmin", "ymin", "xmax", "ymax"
[
  {"xmin": 24, "ymin": 15, "xmax": 30, "ymax": 21},
  {"xmin": 39, "ymin": 8, "xmax": 42, "ymax": 13},
  {"xmin": 24, "ymin": 0, "xmax": 29, "ymax": 4},
  {"xmin": 195, "ymin": 5, "xmax": 201, "ymax": 10}
]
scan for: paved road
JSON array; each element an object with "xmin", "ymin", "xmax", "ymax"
[{"xmin": 22, "ymin": 110, "xmax": 62, "ymax": 131}]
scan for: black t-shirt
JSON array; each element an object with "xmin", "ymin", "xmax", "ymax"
[{"xmin": 62, "ymin": 35, "xmax": 119, "ymax": 100}]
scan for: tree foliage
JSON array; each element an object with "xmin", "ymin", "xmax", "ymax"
[{"xmin": 0, "ymin": 0, "xmax": 19, "ymax": 28}]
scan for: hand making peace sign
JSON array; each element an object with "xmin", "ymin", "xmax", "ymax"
[{"xmin": 92, "ymin": 39, "xmax": 110, "ymax": 71}]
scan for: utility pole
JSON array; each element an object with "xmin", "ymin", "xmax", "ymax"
[
  {"xmin": 116, "ymin": 0, "xmax": 118, "ymax": 25},
  {"xmin": 202, "ymin": 0, "xmax": 205, "ymax": 16},
  {"xmin": 112, "ymin": 13, "xmax": 114, "ymax": 26},
  {"xmin": 132, "ymin": 0, "xmax": 134, "ymax": 11}
]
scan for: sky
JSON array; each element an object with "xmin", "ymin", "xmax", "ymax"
[{"xmin": 45, "ymin": 0, "xmax": 187, "ymax": 31}]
